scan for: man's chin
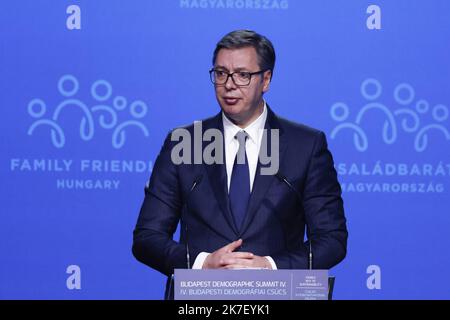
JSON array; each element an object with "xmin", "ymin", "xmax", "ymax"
[
  {"xmin": 220, "ymin": 103, "xmax": 241, "ymax": 115},
  {"xmin": 221, "ymin": 107, "xmax": 244, "ymax": 123}
]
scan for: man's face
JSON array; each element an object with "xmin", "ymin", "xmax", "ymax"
[{"xmin": 213, "ymin": 47, "xmax": 271, "ymax": 127}]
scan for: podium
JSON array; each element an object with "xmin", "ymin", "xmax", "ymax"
[{"xmin": 169, "ymin": 269, "xmax": 334, "ymax": 300}]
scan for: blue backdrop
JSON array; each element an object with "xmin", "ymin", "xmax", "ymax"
[{"xmin": 1, "ymin": 0, "xmax": 449, "ymax": 299}]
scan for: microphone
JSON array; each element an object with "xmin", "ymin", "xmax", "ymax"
[
  {"xmin": 183, "ymin": 174, "xmax": 203, "ymax": 269},
  {"xmin": 144, "ymin": 179, "xmax": 150, "ymax": 195},
  {"xmin": 275, "ymin": 172, "xmax": 313, "ymax": 270}
]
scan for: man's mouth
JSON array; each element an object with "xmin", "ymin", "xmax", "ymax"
[{"xmin": 223, "ymin": 97, "xmax": 240, "ymax": 105}]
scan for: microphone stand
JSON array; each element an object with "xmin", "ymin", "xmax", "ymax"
[
  {"xmin": 276, "ymin": 173, "xmax": 313, "ymax": 270},
  {"xmin": 165, "ymin": 175, "xmax": 202, "ymax": 300}
]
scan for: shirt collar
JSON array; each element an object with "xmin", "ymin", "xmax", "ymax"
[{"xmin": 222, "ymin": 100, "xmax": 268, "ymax": 146}]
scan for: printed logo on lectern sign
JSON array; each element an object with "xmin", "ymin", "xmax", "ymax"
[
  {"xmin": 329, "ymin": 78, "xmax": 450, "ymax": 194},
  {"xmin": 9, "ymin": 75, "xmax": 153, "ymax": 191}
]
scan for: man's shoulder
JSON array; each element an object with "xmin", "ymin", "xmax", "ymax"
[
  {"xmin": 167, "ymin": 109, "xmax": 325, "ymax": 140},
  {"xmin": 274, "ymin": 113, "xmax": 323, "ymax": 140},
  {"xmin": 170, "ymin": 113, "xmax": 221, "ymax": 133}
]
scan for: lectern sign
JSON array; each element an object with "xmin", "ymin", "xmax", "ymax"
[{"xmin": 174, "ymin": 269, "xmax": 328, "ymax": 300}]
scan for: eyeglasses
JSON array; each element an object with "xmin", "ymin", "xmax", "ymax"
[{"xmin": 209, "ymin": 68, "xmax": 269, "ymax": 86}]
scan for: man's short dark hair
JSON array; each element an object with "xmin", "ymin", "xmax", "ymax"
[{"xmin": 212, "ymin": 30, "xmax": 276, "ymax": 76}]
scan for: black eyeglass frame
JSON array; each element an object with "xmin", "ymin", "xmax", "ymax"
[{"xmin": 209, "ymin": 68, "xmax": 270, "ymax": 86}]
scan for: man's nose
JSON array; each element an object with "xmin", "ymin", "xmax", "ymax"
[{"xmin": 224, "ymin": 74, "xmax": 236, "ymax": 90}]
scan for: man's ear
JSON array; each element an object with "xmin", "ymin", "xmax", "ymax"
[{"xmin": 262, "ymin": 70, "xmax": 272, "ymax": 93}]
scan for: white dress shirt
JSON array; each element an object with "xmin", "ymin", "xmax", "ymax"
[
  {"xmin": 223, "ymin": 101, "xmax": 267, "ymax": 192},
  {"xmin": 192, "ymin": 101, "xmax": 277, "ymax": 270}
]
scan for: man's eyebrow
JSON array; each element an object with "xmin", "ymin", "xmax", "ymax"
[
  {"xmin": 214, "ymin": 66, "xmax": 251, "ymax": 72},
  {"xmin": 214, "ymin": 65, "xmax": 229, "ymax": 71}
]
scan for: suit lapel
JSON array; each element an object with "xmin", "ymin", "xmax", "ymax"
[
  {"xmin": 202, "ymin": 107, "xmax": 287, "ymax": 237},
  {"xmin": 240, "ymin": 107, "xmax": 287, "ymax": 235},
  {"xmin": 203, "ymin": 113, "xmax": 240, "ymax": 236}
]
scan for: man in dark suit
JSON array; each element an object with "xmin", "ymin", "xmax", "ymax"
[{"xmin": 132, "ymin": 30, "xmax": 347, "ymax": 297}]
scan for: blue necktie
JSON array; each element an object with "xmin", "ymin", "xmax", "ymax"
[{"xmin": 229, "ymin": 131, "xmax": 250, "ymax": 231}]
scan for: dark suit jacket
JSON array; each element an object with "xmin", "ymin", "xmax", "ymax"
[{"xmin": 133, "ymin": 107, "xmax": 347, "ymax": 286}]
